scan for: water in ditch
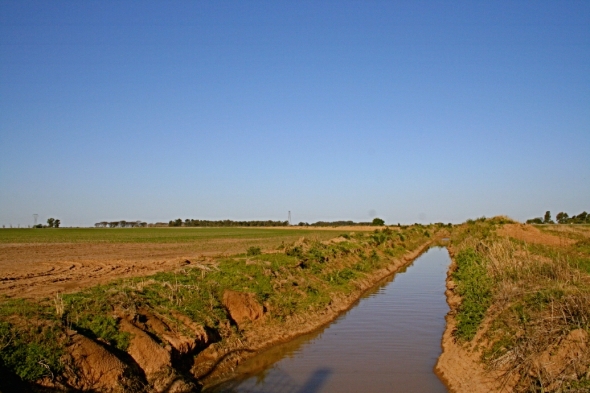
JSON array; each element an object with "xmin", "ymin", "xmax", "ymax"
[{"xmin": 207, "ymin": 247, "xmax": 451, "ymax": 393}]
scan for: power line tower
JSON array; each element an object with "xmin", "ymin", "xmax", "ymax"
[
  {"xmin": 33, "ymin": 214, "xmax": 38, "ymax": 227},
  {"xmin": 288, "ymin": 211, "xmax": 291, "ymax": 225}
]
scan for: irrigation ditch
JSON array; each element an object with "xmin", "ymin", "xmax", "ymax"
[
  {"xmin": 5, "ymin": 219, "xmax": 587, "ymax": 392},
  {"xmin": 0, "ymin": 225, "xmax": 443, "ymax": 392}
]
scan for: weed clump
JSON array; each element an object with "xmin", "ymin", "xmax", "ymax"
[
  {"xmin": 246, "ymin": 246, "xmax": 262, "ymax": 256},
  {"xmin": 0, "ymin": 299, "xmax": 65, "ymax": 382}
]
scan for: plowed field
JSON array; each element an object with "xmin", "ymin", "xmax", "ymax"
[{"xmin": 0, "ymin": 227, "xmax": 355, "ymax": 298}]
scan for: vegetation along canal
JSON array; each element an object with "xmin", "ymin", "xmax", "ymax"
[{"xmin": 206, "ymin": 247, "xmax": 451, "ymax": 393}]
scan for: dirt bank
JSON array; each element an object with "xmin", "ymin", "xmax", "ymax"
[
  {"xmin": 435, "ymin": 247, "xmax": 504, "ymax": 392},
  {"xmin": 197, "ymin": 240, "xmax": 435, "ymax": 387}
]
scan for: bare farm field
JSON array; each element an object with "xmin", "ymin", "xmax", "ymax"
[{"xmin": 0, "ymin": 227, "xmax": 357, "ymax": 298}]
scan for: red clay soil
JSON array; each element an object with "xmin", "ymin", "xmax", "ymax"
[
  {"xmin": 222, "ymin": 290, "xmax": 265, "ymax": 327},
  {"xmin": 65, "ymin": 333, "xmax": 137, "ymax": 392}
]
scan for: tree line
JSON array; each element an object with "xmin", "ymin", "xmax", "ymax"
[
  {"xmin": 526, "ymin": 210, "xmax": 589, "ymax": 224},
  {"xmin": 94, "ymin": 221, "xmax": 148, "ymax": 228},
  {"xmin": 296, "ymin": 218, "xmax": 385, "ymax": 227},
  {"xmin": 91, "ymin": 217, "xmax": 390, "ymax": 228},
  {"xmin": 168, "ymin": 217, "xmax": 388, "ymax": 227},
  {"xmin": 169, "ymin": 219, "xmax": 289, "ymax": 227}
]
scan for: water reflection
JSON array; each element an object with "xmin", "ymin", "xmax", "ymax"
[
  {"xmin": 207, "ymin": 247, "xmax": 450, "ymax": 393},
  {"xmin": 214, "ymin": 367, "xmax": 332, "ymax": 393}
]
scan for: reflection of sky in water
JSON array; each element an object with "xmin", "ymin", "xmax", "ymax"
[
  {"xmin": 214, "ymin": 367, "xmax": 332, "ymax": 393},
  {"xmin": 208, "ymin": 248, "xmax": 450, "ymax": 393}
]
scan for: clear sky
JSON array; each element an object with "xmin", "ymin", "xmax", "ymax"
[{"xmin": 1, "ymin": 1, "xmax": 589, "ymax": 227}]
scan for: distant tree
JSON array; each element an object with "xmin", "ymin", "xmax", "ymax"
[
  {"xmin": 54, "ymin": 219, "xmax": 60, "ymax": 228},
  {"xmin": 372, "ymin": 217, "xmax": 385, "ymax": 226},
  {"xmin": 543, "ymin": 211, "xmax": 553, "ymax": 224},
  {"xmin": 556, "ymin": 212, "xmax": 569, "ymax": 224},
  {"xmin": 47, "ymin": 218, "xmax": 55, "ymax": 228},
  {"xmin": 169, "ymin": 218, "xmax": 183, "ymax": 227},
  {"xmin": 526, "ymin": 217, "xmax": 544, "ymax": 224},
  {"xmin": 572, "ymin": 211, "xmax": 589, "ymax": 224}
]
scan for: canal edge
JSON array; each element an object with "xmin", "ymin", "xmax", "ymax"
[{"xmin": 201, "ymin": 238, "xmax": 438, "ymax": 388}]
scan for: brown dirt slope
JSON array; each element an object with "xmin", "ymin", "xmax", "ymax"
[
  {"xmin": 497, "ymin": 224, "xmax": 575, "ymax": 246},
  {"xmin": 66, "ymin": 333, "xmax": 139, "ymax": 392}
]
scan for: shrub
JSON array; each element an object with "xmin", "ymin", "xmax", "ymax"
[
  {"xmin": 372, "ymin": 218, "xmax": 385, "ymax": 226},
  {"xmin": 246, "ymin": 246, "xmax": 262, "ymax": 256}
]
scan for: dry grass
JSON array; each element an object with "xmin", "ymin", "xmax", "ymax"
[{"xmin": 452, "ymin": 222, "xmax": 590, "ymax": 392}]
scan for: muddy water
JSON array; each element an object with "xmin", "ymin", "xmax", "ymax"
[{"xmin": 207, "ymin": 247, "xmax": 451, "ymax": 393}]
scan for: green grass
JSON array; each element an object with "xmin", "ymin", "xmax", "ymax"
[
  {"xmin": 0, "ymin": 227, "xmax": 348, "ymax": 244},
  {"xmin": 0, "ymin": 298, "xmax": 65, "ymax": 381},
  {"xmin": 452, "ymin": 248, "xmax": 493, "ymax": 341},
  {"xmin": 0, "ymin": 228, "xmax": 370, "ymax": 243}
]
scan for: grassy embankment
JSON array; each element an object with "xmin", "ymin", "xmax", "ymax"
[
  {"xmin": 0, "ymin": 225, "xmax": 440, "ymax": 391},
  {"xmin": 449, "ymin": 218, "xmax": 590, "ymax": 392}
]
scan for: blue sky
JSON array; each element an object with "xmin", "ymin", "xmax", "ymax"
[{"xmin": 1, "ymin": 1, "xmax": 589, "ymax": 227}]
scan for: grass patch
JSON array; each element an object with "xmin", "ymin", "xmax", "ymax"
[
  {"xmin": 452, "ymin": 248, "xmax": 493, "ymax": 341},
  {"xmin": 0, "ymin": 298, "xmax": 65, "ymax": 381},
  {"xmin": 0, "ymin": 227, "xmax": 351, "ymax": 244}
]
